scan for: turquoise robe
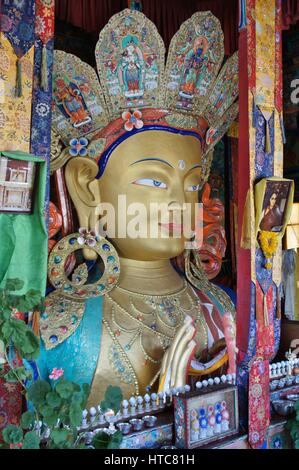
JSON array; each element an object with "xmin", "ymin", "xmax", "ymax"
[{"xmin": 37, "ymin": 297, "xmax": 103, "ymax": 388}]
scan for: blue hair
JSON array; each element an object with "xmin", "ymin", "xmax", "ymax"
[{"xmin": 96, "ymin": 124, "xmax": 204, "ymax": 179}]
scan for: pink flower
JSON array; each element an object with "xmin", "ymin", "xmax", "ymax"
[
  {"xmin": 49, "ymin": 368, "xmax": 64, "ymax": 381},
  {"xmin": 122, "ymin": 110, "xmax": 143, "ymax": 131},
  {"xmin": 10, "ymin": 443, "xmax": 23, "ymax": 449},
  {"xmin": 77, "ymin": 228, "xmax": 97, "ymax": 247}
]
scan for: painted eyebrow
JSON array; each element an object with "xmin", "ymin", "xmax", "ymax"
[
  {"xmin": 189, "ymin": 164, "xmax": 201, "ymax": 171},
  {"xmin": 130, "ymin": 158, "xmax": 174, "ymax": 168}
]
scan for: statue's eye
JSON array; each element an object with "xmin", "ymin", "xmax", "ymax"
[
  {"xmin": 133, "ymin": 178, "xmax": 167, "ymax": 189},
  {"xmin": 186, "ymin": 184, "xmax": 200, "ymax": 192}
]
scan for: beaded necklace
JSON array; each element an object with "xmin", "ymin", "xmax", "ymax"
[{"xmin": 105, "ymin": 281, "xmax": 209, "ymax": 380}]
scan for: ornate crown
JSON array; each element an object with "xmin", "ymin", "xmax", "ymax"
[{"xmin": 51, "ymin": 9, "xmax": 238, "ymax": 187}]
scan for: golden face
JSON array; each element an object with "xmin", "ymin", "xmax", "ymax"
[{"xmin": 97, "ymin": 130, "xmax": 202, "ymax": 261}]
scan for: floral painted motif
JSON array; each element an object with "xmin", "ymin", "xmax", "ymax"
[
  {"xmin": 122, "ymin": 110, "xmax": 143, "ymax": 131},
  {"xmin": 120, "ymin": 424, "xmax": 173, "ymax": 449},
  {"xmin": 69, "ymin": 137, "xmax": 89, "ymax": 157},
  {"xmin": 77, "ymin": 228, "xmax": 97, "ymax": 247}
]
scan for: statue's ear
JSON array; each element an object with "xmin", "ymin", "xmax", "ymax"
[
  {"xmin": 65, "ymin": 157, "xmax": 100, "ymax": 260},
  {"xmin": 65, "ymin": 157, "xmax": 100, "ymax": 209}
]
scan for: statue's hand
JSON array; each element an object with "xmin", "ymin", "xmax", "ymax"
[{"xmin": 159, "ymin": 316, "xmax": 197, "ymax": 391}]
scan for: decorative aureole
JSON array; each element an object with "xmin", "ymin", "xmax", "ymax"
[{"xmin": 255, "ymin": 177, "xmax": 294, "ymax": 269}]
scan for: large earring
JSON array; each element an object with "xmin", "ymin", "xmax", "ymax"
[
  {"xmin": 48, "ymin": 229, "xmax": 120, "ymax": 299},
  {"xmin": 41, "ymin": 229, "xmax": 120, "ymax": 349}
]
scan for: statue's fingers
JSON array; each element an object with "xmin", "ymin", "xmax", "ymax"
[
  {"xmin": 170, "ymin": 325, "xmax": 196, "ymax": 388},
  {"xmin": 166, "ymin": 315, "xmax": 193, "ymax": 375},
  {"xmin": 173, "ymin": 339, "xmax": 197, "ymax": 388}
]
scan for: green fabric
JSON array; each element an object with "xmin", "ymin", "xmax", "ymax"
[{"xmin": 0, "ymin": 151, "xmax": 48, "ymax": 296}]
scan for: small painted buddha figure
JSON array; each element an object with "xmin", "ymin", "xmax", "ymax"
[{"xmin": 41, "ymin": 9, "xmax": 239, "ymax": 406}]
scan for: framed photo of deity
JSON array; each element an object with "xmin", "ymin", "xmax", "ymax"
[
  {"xmin": 255, "ymin": 178, "xmax": 294, "ymax": 236},
  {"xmin": 0, "ymin": 156, "xmax": 37, "ymax": 214},
  {"xmin": 173, "ymin": 385, "xmax": 239, "ymax": 449}
]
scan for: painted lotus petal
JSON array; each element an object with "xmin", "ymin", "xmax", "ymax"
[
  {"xmin": 70, "ymin": 138, "xmax": 79, "ymax": 147},
  {"xmin": 80, "ymin": 137, "xmax": 88, "ymax": 146},
  {"xmin": 122, "ymin": 111, "xmax": 132, "ymax": 121},
  {"xmin": 89, "ymin": 230, "xmax": 96, "ymax": 237},
  {"xmin": 135, "ymin": 119, "xmax": 144, "ymax": 129},
  {"xmin": 79, "ymin": 147, "xmax": 88, "ymax": 156},
  {"xmin": 69, "ymin": 148, "xmax": 79, "ymax": 156},
  {"xmin": 79, "ymin": 227, "xmax": 88, "ymax": 235},
  {"xmin": 124, "ymin": 121, "xmax": 134, "ymax": 131},
  {"xmin": 86, "ymin": 238, "xmax": 96, "ymax": 247},
  {"xmin": 133, "ymin": 109, "xmax": 142, "ymax": 119}
]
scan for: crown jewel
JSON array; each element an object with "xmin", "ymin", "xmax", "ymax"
[{"xmin": 51, "ymin": 9, "xmax": 238, "ymax": 186}]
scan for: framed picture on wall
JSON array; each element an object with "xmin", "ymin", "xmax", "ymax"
[
  {"xmin": 0, "ymin": 156, "xmax": 37, "ymax": 214},
  {"xmin": 259, "ymin": 180, "xmax": 293, "ymax": 233},
  {"xmin": 173, "ymin": 385, "xmax": 239, "ymax": 449}
]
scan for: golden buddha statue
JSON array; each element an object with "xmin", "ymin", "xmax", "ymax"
[{"xmin": 41, "ymin": 9, "xmax": 239, "ymax": 406}]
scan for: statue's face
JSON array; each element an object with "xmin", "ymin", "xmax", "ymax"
[{"xmin": 97, "ymin": 130, "xmax": 202, "ymax": 261}]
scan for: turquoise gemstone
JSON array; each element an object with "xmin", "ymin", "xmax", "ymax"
[
  {"xmin": 71, "ymin": 315, "xmax": 78, "ymax": 324},
  {"xmin": 41, "ymin": 313, "xmax": 48, "ymax": 320},
  {"xmin": 98, "ymin": 284, "xmax": 105, "ymax": 291},
  {"xmin": 124, "ymin": 344, "xmax": 131, "ymax": 352},
  {"xmin": 54, "ymin": 256, "xmax": 61, "ymax": 264},
  {"xmin": 64, "ymin": 284, "xmax": 73, "ymax": 292},
  {"xmin": 107, "ymin": 256, "xmax": 115, "ymax": 263}
]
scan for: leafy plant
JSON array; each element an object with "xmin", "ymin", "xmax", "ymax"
[
  {"xmin": 92, "ymin": 429, "xmax": 123, "ymax": 449},
  {"xmin": 0, "ymin": 278, "xmax": 123, "ymax": 449},
  {"xmin": 0, "ymin": 278, "xmax": 42, "ymax": 368},
  {"xmin": 286, "ymin": 400, "xmax": 299, "ymax": 449}
]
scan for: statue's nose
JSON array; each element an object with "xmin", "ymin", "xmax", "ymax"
[{"xmin": 167, "ymin": 201, "xmax": 186, "ymax": 212}]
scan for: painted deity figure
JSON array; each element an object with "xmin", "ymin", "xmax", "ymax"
[
  {"xmin": 118, "ymin": 35, "xmax": 144, "ymax": 98},
  {"xmin": 179, "ymin": 36, "xmax": 209, "ymax": 99},
  {"xmin": 53, "ymin": 78, "xmax": 92, "ymax": 128},
  {"xmin": 40, "ymin": 10, "xmax": 239, "ymax": 407}
]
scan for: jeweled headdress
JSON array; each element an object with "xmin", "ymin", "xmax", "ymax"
[{"xmin": 51, "ymin": 9, "xmax": 238, "ymax": 186}]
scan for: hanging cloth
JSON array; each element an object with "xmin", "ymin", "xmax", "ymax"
[
  {"xmin": 0, "ymin": 0, "xmax": 35, "ymax": 97},
  {"xmin": 0, "ymin": 151, "xmax": 48, "ymax": 297},
  {"xmin": 35, "ymin": 0, "xmax": 55, "ymax": 92}
]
